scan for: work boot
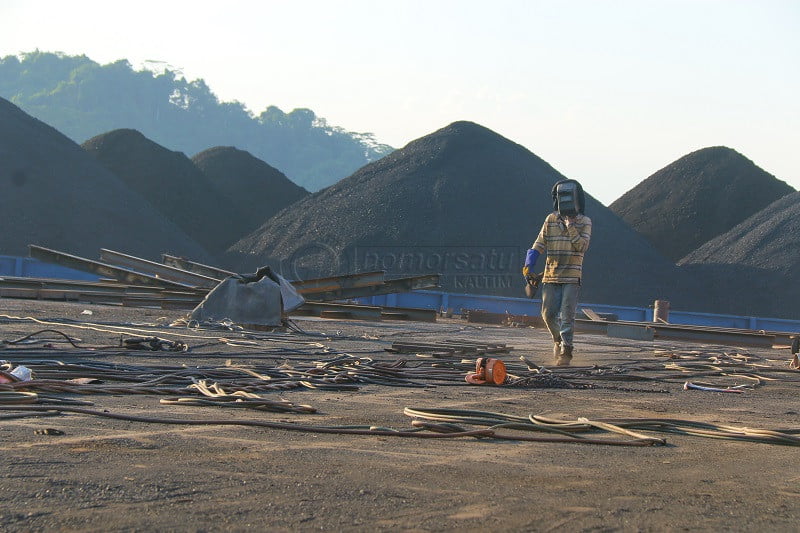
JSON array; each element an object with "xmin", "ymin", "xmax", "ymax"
[
  {"xmin": 552, "ymin": 342, "xmax": 561, "ymax": 364},
  {"xmin": 556, "ymin": 344, "xmax": 573, "ymax": 366}
]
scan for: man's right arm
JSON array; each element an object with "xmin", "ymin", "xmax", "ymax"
[{"xmin": 523, "ymin": 216, "xmax": 550, "ymax": 276}]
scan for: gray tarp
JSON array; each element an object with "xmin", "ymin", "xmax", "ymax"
[{"xmin": 189, "ymin": 268, "xmax": 304, "ymax": 327}]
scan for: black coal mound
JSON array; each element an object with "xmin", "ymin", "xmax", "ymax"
[
  {"xmin": 82, "ymin": 129, "xmax": 247, "ymax": 257},
  {"xmin": 610, "ymin": 146, "xmax": 794, "ymax": 262},
  {"xmin": 0, "ymin": 97, "xmax": 210, "ymax": 261},
  {"xmin": 230, "ymin": 121, "xmax": 711, "ymax": 311},
  {"xmin": 191, "ymin": 146, "xmax": 309, "ymax": 236},
  {"xmin": 678, "ymin": 191, "xmax": 800, "ymax": 319}
]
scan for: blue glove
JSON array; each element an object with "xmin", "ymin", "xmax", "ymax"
[{"xmin": 523, "ymin": 249, "xmax": 540, "ymax": 277}]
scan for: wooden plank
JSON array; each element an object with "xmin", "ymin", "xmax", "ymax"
[{"xmin": 582, "ymin": 308, "xmax": 605, "ymax": 321}]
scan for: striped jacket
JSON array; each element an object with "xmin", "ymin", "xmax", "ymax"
[{"xmin": 532, "ymin": 212, "xmax": 592, "ymax": 284}]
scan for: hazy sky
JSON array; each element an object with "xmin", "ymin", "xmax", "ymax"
[{"xmin": 1, "ymin": 0, "xmax": 797, "ymax": 204}]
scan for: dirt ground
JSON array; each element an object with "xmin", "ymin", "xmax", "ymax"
[{"xmin": 1, "ymin": 298, "xmax": 799, "ymax": 532}]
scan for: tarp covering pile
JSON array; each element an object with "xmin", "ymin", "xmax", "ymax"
[{"xmin": 189, "ymin": 267, "xmax": 304, "ymax": 327}]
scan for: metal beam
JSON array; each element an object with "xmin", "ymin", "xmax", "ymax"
[
  {"xmin": 575, "ymin": 319, "xmax": 777, "ymax": 348},
  {"xmin": 28, "ymin": 246, "xmax": 195, "ymax": 289},
  {"xmin": 100, "ymin": 249, "xmax": 220, "ymax": 288},
  {"xmin": 0, "ymin": 275, "xmax": 204, "ymax": 296},
  {"xmin": 292, "ymin": 271, "xmax": 386, "ymax": 294},
  {"xmin": 293, "ymin": 301, "xmax": 437, "ymax": 323},
  {"xmin": 650, "ymin": 324, "xmax": 775, "ymax": 348},
  {"xmin": 0, "ymin": 286, "xmax": 203, "ymax": 308},
  {"xmin": 304, "ymin": 274, "xmax": 440, "ymax": 301},
  {"xmin": 160, "ymin": 254, "xmax": 439, "ymax": 301},
  {"xmin": 294, "ymin": 301, "xmax": 383, "ymax": 320},
  {"xmin": 161, "ymin": 254, "xmax": 234, "ymax": 281},
  {"xmin": 380, "ymin": 306, "xmax": 437, "ymax": 323},
  {"xmin": 608, "ymin": 324, "xmax": 655, "ymax": 341},
  {"xmin": 120, "ymin": 296, "xmax": 201, "ymax": 310}
]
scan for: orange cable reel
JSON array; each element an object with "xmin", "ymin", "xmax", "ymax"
[{"xmin": 465, "ymin": 357, "xmax": 507, "ymax": 385}]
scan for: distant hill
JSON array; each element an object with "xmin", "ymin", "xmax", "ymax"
[
  {"xmin": 81, "ymin": 129, "xmax": 249, "ymax": 257},
  {"xmin": 0, "ymin": 97, "xmax": 211, "ymax": 261},
  {"xmin": 0, "ymin": 51, "xmax": 393, "ymax": 191},
  {"xmin": 609, "ymin": 147, "xmax": 794, "ymax": 262},
  {"xmin": 678, "ymin": 191, "xmax": 800, "ymax": 319},
  {"xmin": 230, "ymin": 121, "xmax": 711, "ymax": 311},
  {"xmin": 191, "ymin": 146, "xmax": 309, "ymax": 238}
]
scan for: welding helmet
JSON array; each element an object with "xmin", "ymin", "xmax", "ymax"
[{"xmin": 551, "ymin": 179, "xmax": 585, "ymax": 216}]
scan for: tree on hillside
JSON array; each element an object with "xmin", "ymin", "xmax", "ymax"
[{"xmin": 0, "ymin": 51, "xmax": 392, "ymax": 190}]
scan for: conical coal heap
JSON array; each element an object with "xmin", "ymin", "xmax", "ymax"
[
  {"xmin": 679, "ymin": 191, "xmax": 800, "ymax": 319},
  {"xmin": 0, "ymin": 98, "xmax": 210, "ymax": 261},
  {"xmin": 231, "ymin": 121, "xmax": 710, "ymax": 311},
  {"xmin": 82, "ymin": 129, "xmax": 246, "ymax": 257},
  {"xmin": 610, "ymin": 146, "xmax": 794, "ymax": 262},
  {"xmin": 191, "ymin": 146, "xmax": 309, "ymax": 235}
]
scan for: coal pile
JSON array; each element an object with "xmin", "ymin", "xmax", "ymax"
[
  {"xmin": 230, "ymin": 121, "xmax": 711, "ymax": 311},
  {"xmin": 678, "ymin": 191, "xmax": 800, "ymax": 319},
  {"xmin": 0, "ymin": 97, "xmax": 210, "ymax": 261},
  {"xmin": 191, "ymin": 146, "xmax": 309, "ymax": 236},
  {"xmin": 82, "ymin": 130, "xmax": 250, "ymax": 258},
  {"xmin": 609, "ymin": 147, "xmax": 794, "ymax": 262}
]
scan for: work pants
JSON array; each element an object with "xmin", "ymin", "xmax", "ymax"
[{"xmin": 540, "ymin": 282, "xmax": 580, "ymax": 346}]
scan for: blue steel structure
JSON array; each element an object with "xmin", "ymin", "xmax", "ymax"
[
  {"xmin": 0, "ymin": 255, "xmax": 98, "ymax": 281},
  {"xmin": 358, "ymin": 290, "xmax": 799, "ymax": 334},
  {"xmin": 1, "ymin": 256, "xmax": 797, "ymax": 333}
]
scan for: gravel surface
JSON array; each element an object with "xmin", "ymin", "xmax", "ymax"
[{"xmin": 2, "ymin": 298, "xmax": 799, "ymax": 531}]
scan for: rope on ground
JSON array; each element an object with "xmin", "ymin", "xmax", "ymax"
[
  {"xmin": 1, "ymin": 329, "xmax": 83, "ymax": 348},
  {"xmin": 404, "ymin": 407, "xmax": 800, "ymax": 446},
  {"xmin": 0, "ymin": 405, "xmax": 494, "ymax": 440}
]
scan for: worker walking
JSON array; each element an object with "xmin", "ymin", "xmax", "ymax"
[{"xmin": 523, "ymin": 179, "xmax": 592, "ymax": 366}]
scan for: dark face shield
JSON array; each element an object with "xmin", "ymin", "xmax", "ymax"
[{"xmin": 555, "ymin": 181, "xmax": 580, "ymax": 216}]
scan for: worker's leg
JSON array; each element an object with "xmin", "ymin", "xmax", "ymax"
[
  {"xmin": 558, "ymin": 282, "xmax": 581, "ymax": 348},
  {"xmin": 540, "ymin": 283, "xmax": 563, "ymax": 348}
]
